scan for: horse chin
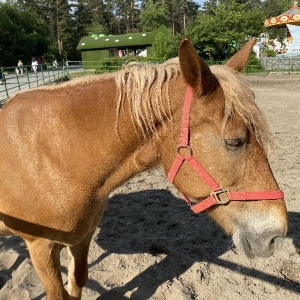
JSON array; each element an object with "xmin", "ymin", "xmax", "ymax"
[{"xmin": 232, "ymin": 230, "xmax": 284, "ymax": 259}]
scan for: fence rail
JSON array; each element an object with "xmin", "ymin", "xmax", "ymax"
[
  {"xmin": 1, "ymin": 56, "xmax": 299, "ymax": 106},
  {"xmin": 0, "ymin": 64, "xmax": 66, "ymax": 106},
  {"xmin": 66, "ymin": 56, "xmax": 300, "ymax": 75}
]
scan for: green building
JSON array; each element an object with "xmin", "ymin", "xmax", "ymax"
[{"xmin": 76, "ymin": 25, "xmax": 171, "ymax": 61}]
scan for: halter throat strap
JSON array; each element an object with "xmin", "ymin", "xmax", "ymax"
[{"xmin": 167, "ymin": 85, "xmax": 284, "ymax": 213}]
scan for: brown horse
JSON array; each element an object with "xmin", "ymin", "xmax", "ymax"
[{"xmin": 0, "ymin": 39, "xmax": 287, "ymax": 299}]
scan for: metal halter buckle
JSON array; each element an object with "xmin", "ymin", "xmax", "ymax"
[{"xmin": 211, "ymin": 189, "xmax": 230, "ymax": 205}]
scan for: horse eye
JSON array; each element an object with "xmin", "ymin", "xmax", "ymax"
[{"xmin": 224, "ymin": 138, "xmax": 245, "ymax": 151}]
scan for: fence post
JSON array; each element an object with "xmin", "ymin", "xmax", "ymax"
[
  {"xmin": 47, "ymin": 63, "xmax": 51, "ymax": 83},
  {"xmin": 35, "ymin": 65, "xmax": 39, "ymax": 85},
  {"xmin": 1, "ymin": 68, "xmax": 9, "ymax": 100},
  {"xmin": 26, "ymin": 65, "xmax": 31, "ymax": 88},
  {"xmin": 53, "ymin": 64, "xmax": 56, "ymax": 81},
  {"xmin": 15, "ymin": 66, "xmax": 21, "ymax": 91},
  {"xmin": 66, "ymin": 60, "xmax": 69, "ymax": 77},
  {"xmin": 41, "ymin": 64, "xmax": 45, "ymax": 85}
]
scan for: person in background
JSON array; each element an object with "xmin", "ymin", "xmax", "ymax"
[
  {"xmin": 0, "ymin": 70, "xmax": 3, "ymax": 85},
  {"xmin": 18, "ymin": 60, "xmax": 24, "ymax": 77},
  {"xmin": 32, "ymin": 59, "xmax": 38, "ymax": 76}
]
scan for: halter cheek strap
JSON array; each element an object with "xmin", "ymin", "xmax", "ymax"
[{"xmin": 167, "ymin": 86, "xmax": 284, "ymax": 213}]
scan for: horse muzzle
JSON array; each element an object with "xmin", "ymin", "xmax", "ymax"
[{"xmin": 232, "ymin": 218, "xmax": 287, "ymax": 258}]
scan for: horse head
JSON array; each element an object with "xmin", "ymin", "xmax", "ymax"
[{"xmin": 159, "ymin": 39, "xmax": 288, "ymax": 258}]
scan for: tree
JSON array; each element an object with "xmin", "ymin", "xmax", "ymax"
[
  {"xmin": 201, "ymin": 0, "xmax": 218, "ymax": 14},
  {"xmin": 14, "ymin": 0, "xmax": 77, "ymax": 60},
  {"xmin": 186, "ymin": 2, "xmax": 263, "ymax": 60},
  {"xmin": 101, "ymin": 0, "xmax": 119, "ymax": 34},
  {"xmin": 106, "ymin": 0, "xmax": 140, "ymax": 34},
  {"xmin": 152, "ymin": 31, "xmax": 180, "ymax": 59},
  {"xmin": 263, "ymin": 0, "xmax": 291, "ymax": 18},
  {"xmin": 84, "ymin": 0, "xmax": 109, "ymax": 35},
  {"xmin": 140, "ymin": 0, "xmax": 169, "ymax": 31},
  {"xmin": 4, "ymin": 1, "xmax": 278, "ymax": 62},
  {"xmin": 73, "ymin": 1, "xmax": 94, "ymax": 46},
  {"xmin": 140, "ymin": 0, "xmax": 198, "ymax": 34},
  {"xmin": 0, "ymin": 3, "xmax": 51, "ymax": 66},
  {"xmin": 55, "ymin": 0, "xmax": 74, "ymax": 58}
]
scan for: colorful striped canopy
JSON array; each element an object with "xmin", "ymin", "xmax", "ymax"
[{"xmin": 264, "ymin": 1, "xmax": 300, "ymax": 27}]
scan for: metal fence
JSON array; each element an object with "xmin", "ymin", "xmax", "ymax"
[
  {"xmin": 0, "ymin": 64, "xmax": 66, "ymax": 106},
  {"xmin": 259, "ymin": 56, "xmax": 300, "ymax": 73},
  {"xmin": 1, "ymin": 56, "xmax": 299, "ymax": 106},
  {"xmin": 208, "ymin": 56, "xmax": 300, "ymax": 74},
  {"xmin": 66, "ymin": 56, "xmax": 300, "ymax": 75}
]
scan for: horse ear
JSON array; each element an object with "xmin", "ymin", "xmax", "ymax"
[
  {"xmin": 225, "ymin": 38, "xmax": 256, "ymax": 72},
  {"xmin": 179, "ymin": 39, "xmax": 217, "ymax": 95}
]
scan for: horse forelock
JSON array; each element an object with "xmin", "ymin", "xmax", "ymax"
[{"xmin": 210, "ymin": 65, "xmax": 272, "ymax": 152}]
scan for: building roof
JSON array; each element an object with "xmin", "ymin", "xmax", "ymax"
[{"xmin": 76, "ymin": 25, "xmax": 170, "ymax": 51}]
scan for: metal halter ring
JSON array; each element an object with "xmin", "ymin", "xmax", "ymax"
[{"xmin": 177, "ymin": 145, "xmax": 193, "ymax": 157}]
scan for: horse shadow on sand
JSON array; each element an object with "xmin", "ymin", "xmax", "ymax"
[
  {"xmin": 0, "ymin": 189, "xmax": 299, "ymax": 299},
  {"xmin": 87, "ymin": 189, "xmax": 300, "ymax": 299}
]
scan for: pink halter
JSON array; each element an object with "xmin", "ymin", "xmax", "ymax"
[{"xmin": 167, "ymin": 86, "xmax": 284, "ymax": 213}]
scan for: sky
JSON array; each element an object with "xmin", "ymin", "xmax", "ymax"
[{"xmin": 195, "ymin": 0, "xmax": 205, "ymax": 6}]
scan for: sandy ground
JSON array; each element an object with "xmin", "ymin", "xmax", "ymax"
[{"xmin": 0, "ymin": 73, "xmax": 299, "ymax": 299}]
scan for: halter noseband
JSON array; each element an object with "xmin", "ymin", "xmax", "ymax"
[{"xmin": 167, "ymin": 85, "xmax": 284, "ymax": 213}]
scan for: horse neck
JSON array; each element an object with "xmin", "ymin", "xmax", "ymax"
[
  {"xmin": 74, "ymin": 74, "xmax": 187, "ymax": 197},
  {"xmin": 67, "ymin": 76, "xmax": 160, "ymax": 195},
  {"xmin": 95, "ymin": 75, "xmax": 187, "ymax": 196},
  {"xmin": 100, "ymin": 140, "xmax": 160, "ymax": 196}
]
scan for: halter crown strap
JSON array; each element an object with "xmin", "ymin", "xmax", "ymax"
[
  {"xmin": 167, "ymin": 85, "xmax": 284, "ymax": 213},
  {"xmin": 180, "ymin": 85, "xmax": 193, "ymax": 146}
]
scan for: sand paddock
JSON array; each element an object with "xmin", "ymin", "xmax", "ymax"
[{"xmin": 0, "ymin": 74, "xmax": 299, "ymax": 299}]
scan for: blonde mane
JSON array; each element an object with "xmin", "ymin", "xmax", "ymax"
[
  {"xmin": 115, "ymin": 58, "xmax": 180, "ymax": 137},
  {"xmin": 115, "ymin": 59, "xmax": 271, "ymax": 150}
]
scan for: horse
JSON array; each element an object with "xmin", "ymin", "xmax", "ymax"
[{"xmin": 0, "ymin": 39, "xmax": 287, "ymax": 299}]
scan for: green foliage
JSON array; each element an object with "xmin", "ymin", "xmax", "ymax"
[
  {"xmin": 0, "ymin": 3, "xmax": 51, "ymax": 66},
  {"xmin": 152, "ymin": 32, "xmax": 177, "ymax": 60},
  {"xmin": 0, "ymin": 0, "xmax": 296, "ymax": 64},
  {"xmin": 86, "ymin": 23, "xmax": 108, "ymax": 36},
  {"xmin": 140, "ymin": 0, "xmax": 169, "ymax": 31},
  {"xmin": 187, "ymin": 1, "xmax": 266, "ymax": 60},
  {"xmin": 263, "ymin": 0, "xmax": 291, "ymax": 18},
  {"xmin": 244, "ymin": 54, "xmax": 264, "ymax": 73},
  {"xmin": 266, "ymin": 50, "xmax": 277, "ymax": 57},
  {"xmin": 90, "ymin": 57, "xmax": 163, "ymax": 74},
  {"xmin": 93, "ymin": 59, "xmax": 126, "ymax": 73}
]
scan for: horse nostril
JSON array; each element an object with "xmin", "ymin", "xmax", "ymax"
[
  {"xmin": 270, "ymin": 237, "xmax": 276, "ymax": 246},
  {"xmin": 270, "ymin": 236, "xmax": 284, "ymax": 251}
]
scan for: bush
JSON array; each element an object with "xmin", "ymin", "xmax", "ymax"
[{"xmin": 244, "ymin": 54, "xmax": 263, "ymax": 73}]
